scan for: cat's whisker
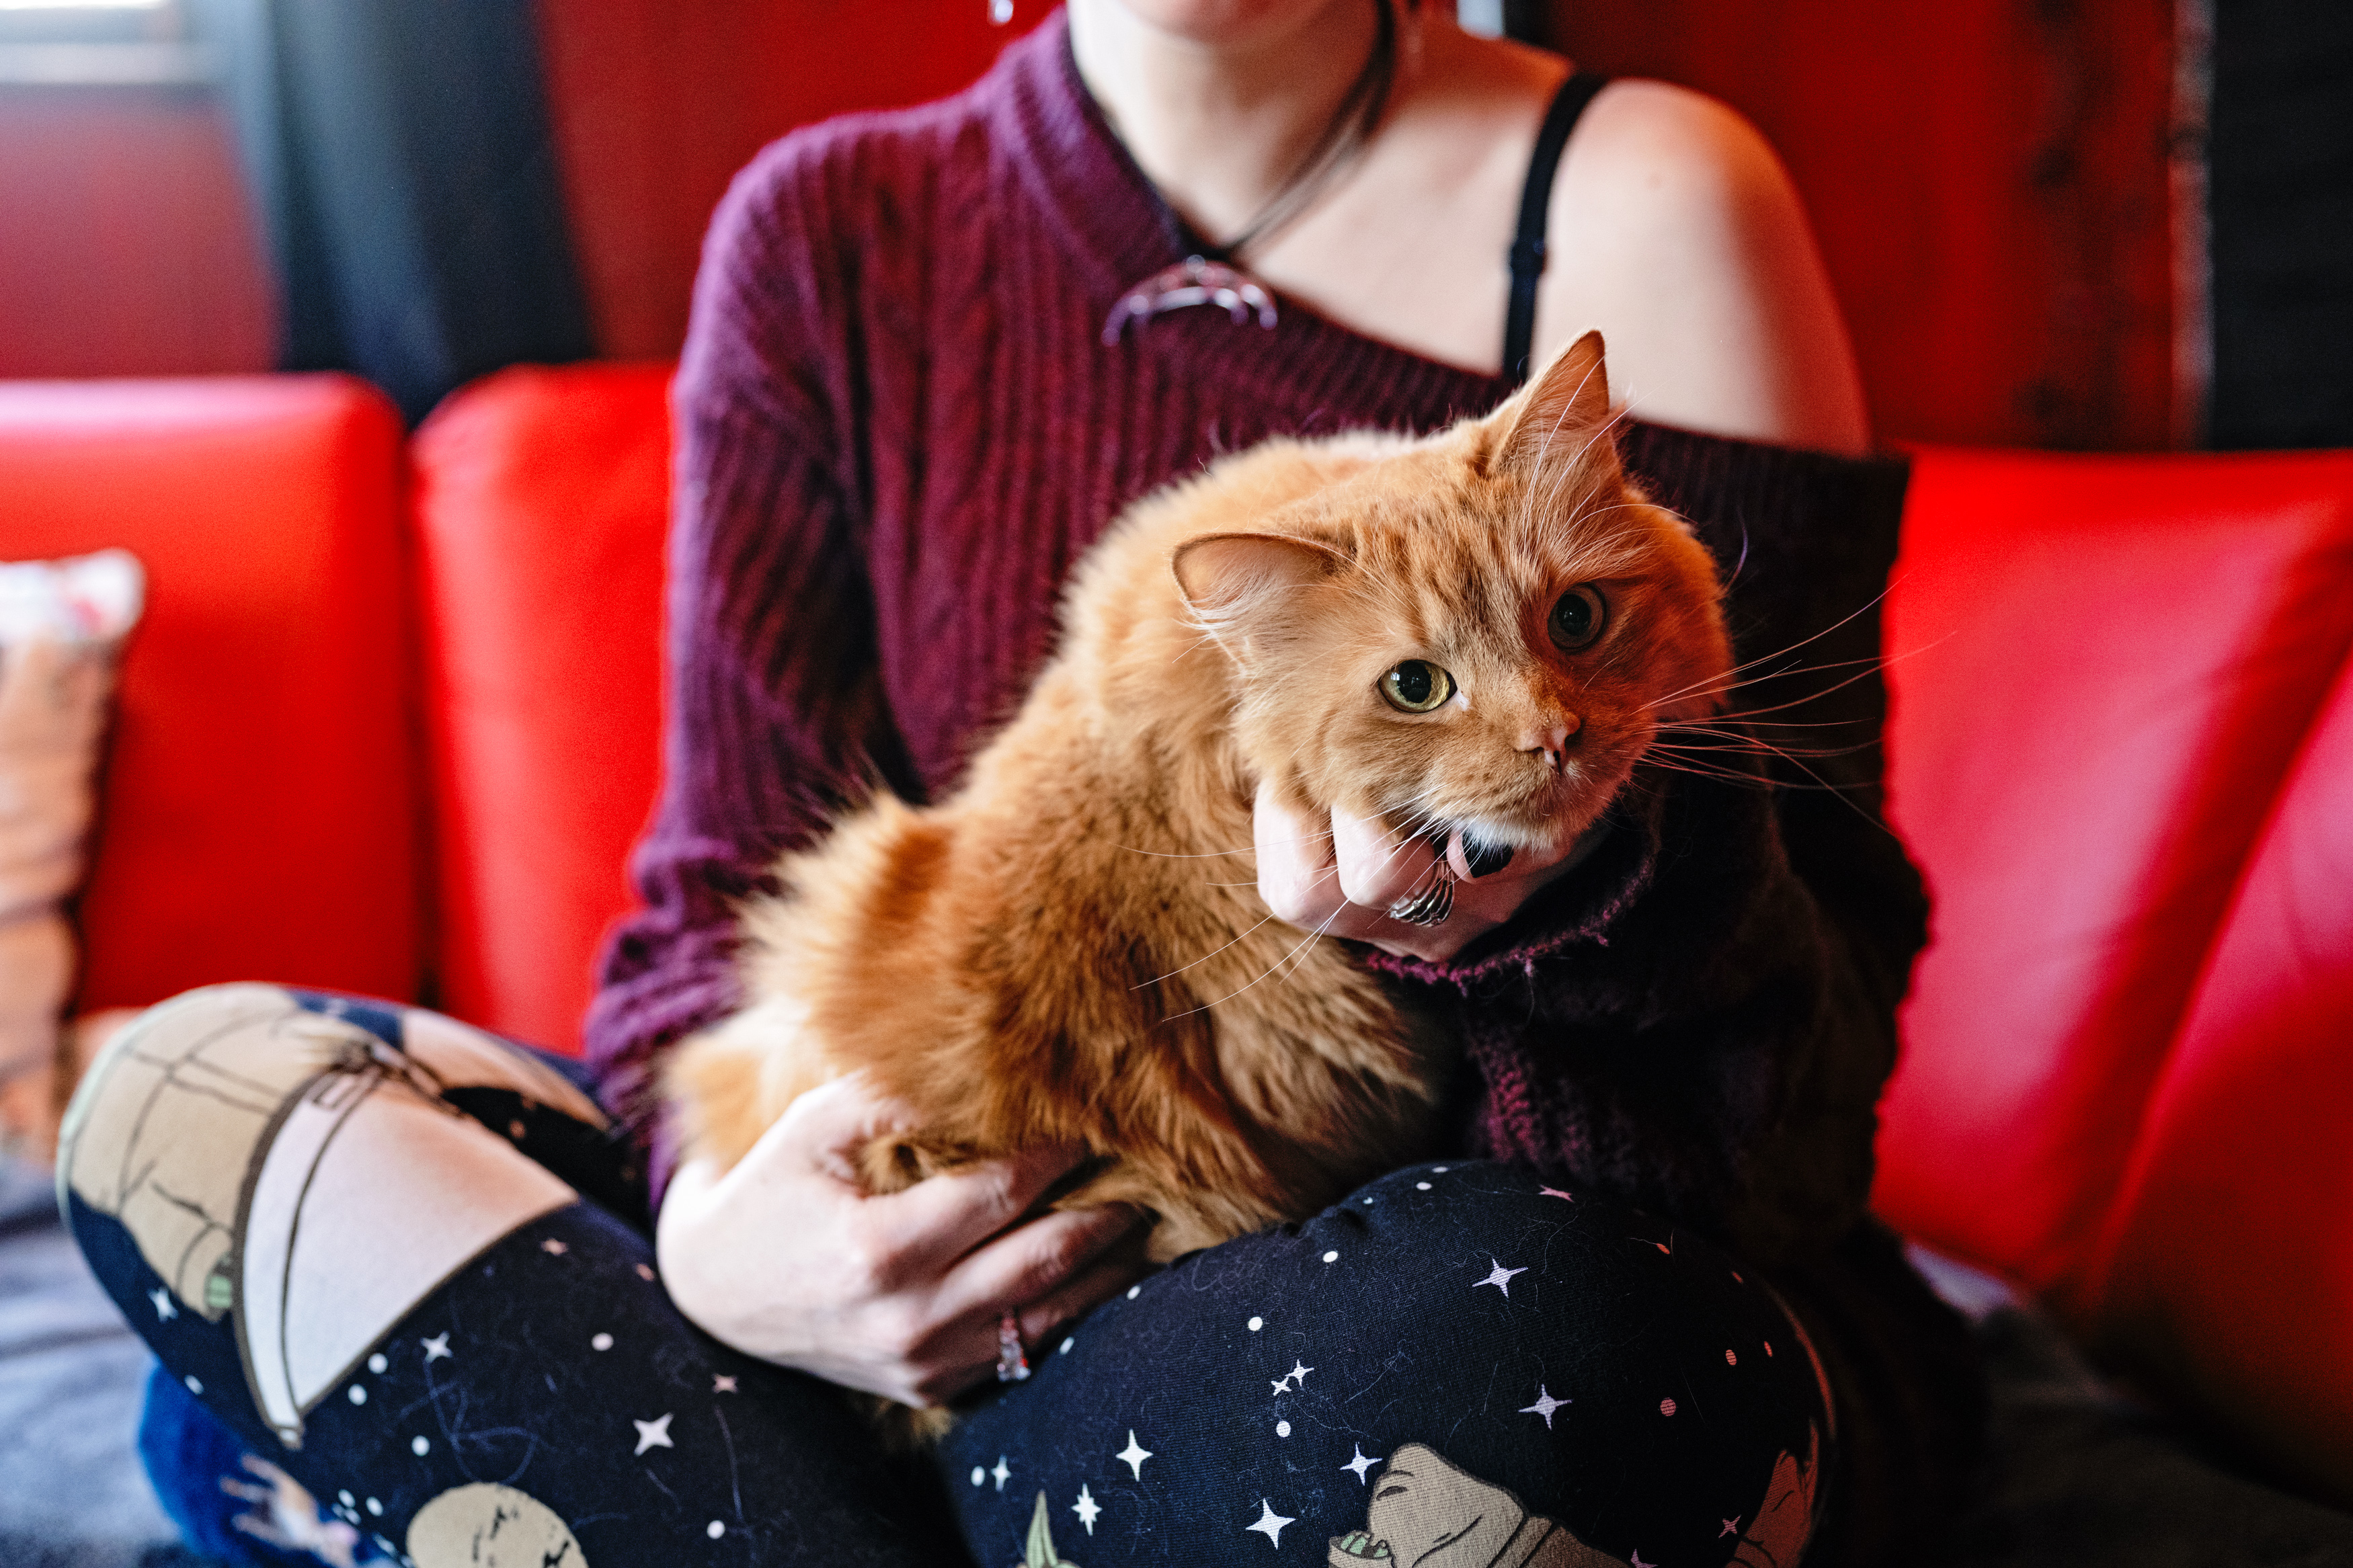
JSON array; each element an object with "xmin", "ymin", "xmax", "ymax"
[
  {"xmin": 1647, "ymin": 628, "xmax": 1959, "ymax": 725},
  {"xmin": 1637, "ymin": 585, "xmax": 1898, "ymax": 712},
  {"xmin": 1720, "ymin": 519, "xmax": 1753, "ymax": 593},
  {"xmin": 1654, "ymin": 724, "xmax": 1872, "ymax": 764},
  {"xmin": 1130, "ymin": 907, "xmax": 1290, "ymax": 991},
  {"xmin": 1652, "ymin": 727, "xmax": 1876, "ymax": 760},
  {"xmin": 1162, "ymin": 899, "xmax": 1353, "ymax": 1024},
  {"xmin": 1645, "ymin": 733, "xmax": 1898, "ymax": 829},
  {"xmin": 1665, "ymin": 711, "xmax": 1878, "ymax": 731},
  {"xmin": 1115, "ymin": 828, "xmax": 1334, "ymax": 860},
  {"xmin": 1269, "ymin": 899, "xmax": 1356, "ymax": 990},
  {"xmin": 1634, "ymin": 754, "xmax": 1782, "ymax": 790}
]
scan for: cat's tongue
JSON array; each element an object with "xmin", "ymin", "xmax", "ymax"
[{"xmin": 1427, "ymin": 823, "xmax": 1514, "ymax": 880}]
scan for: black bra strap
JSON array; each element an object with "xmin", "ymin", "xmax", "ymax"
[{"xmin": 1503, "ymin": 70, "xmax": 1609, "ymax": 387}]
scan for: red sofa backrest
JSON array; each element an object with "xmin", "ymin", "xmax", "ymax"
[
  {"xmin": 0, "ymin": 376, "xmax": 419, "ymax": 1009},
  {"xmin": 2081, "ymin": 650, "xmax": 2353, "ymax": 1500},
  {"xmin": 1872, "ymin": 448, "xmax": 2353, "ymax": 1303},
  {"xmin": 410, "ymin": 364, "xmax": 672, "ymax": 1054},
  {"xmin": 1869, "ymin": 446, "xmax": 2353, "ymax": 1501}
]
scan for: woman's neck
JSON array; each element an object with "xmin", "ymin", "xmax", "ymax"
[{"xmin": 1067, "ymin": 0, "xmax": 1399, "ymax": 247}]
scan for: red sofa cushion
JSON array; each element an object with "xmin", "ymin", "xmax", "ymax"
[
  {"xmin": 0, "ymin": 376, "xmax": 418, "ymax": 1008},
  {"xmin": 2083, "ymin": 647, "xmax": 2353, "ymax": 1503},
  {"xmin": 410, "ymin": 364, "xmax": 671, "ymax": 1053},
  {"xmin": 1873, "ymin": 448, "xmax": 2353, "ymax": 1309}
]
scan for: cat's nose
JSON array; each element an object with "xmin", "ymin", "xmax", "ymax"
[{"xmin": 1520, "ymin": 717, "xmax": 1580, "ymax": 773}]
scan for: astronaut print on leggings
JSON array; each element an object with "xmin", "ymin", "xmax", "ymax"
[{"xmin": 58, "ymin": 983, "xmax": 604, "ymax": 1448}]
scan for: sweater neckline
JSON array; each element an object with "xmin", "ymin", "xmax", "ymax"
[{"xmin": 992, "ymin": 11, "xmax": 1519, "ymax": 425}]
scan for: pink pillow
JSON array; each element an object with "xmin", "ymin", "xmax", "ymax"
[{"xmin": 0, "ymin": 548, "xmax": 142, "ymax": 1161}]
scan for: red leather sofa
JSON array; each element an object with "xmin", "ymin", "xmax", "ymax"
[{"xmin": 3, "ymin": 368, "xmax": 2349, "ymax": 1514}]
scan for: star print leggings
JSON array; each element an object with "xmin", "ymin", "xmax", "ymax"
[{"xmin": 63, "ymin": 984, "xmax": 1839, "ymax": 1568}]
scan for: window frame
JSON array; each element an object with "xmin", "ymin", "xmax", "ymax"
[{"xmin": 0, "ymin": 0, "xmax": 212, "ymax": 89}]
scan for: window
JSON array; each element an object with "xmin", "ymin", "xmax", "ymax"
[{"xmin": 0, "ymin": 0, "xmax": 211, "ymax": 87}]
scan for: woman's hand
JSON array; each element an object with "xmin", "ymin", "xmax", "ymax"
[
  {"xmin": 655, "ymin": 1073, "xmax": 1150, "ymax": 1408},
  {"xmin": 1252, "ymin": 779, "xmax": 1593, "ymax": 964}
]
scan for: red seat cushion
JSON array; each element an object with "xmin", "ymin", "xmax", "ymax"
[
  {"xmin": 410, "ymin": 364, "xmax": 671, "ymax": 1053},
  {"xmin": 2081, "ymin": 649, "xmax": 2353, "ymax": 1508},
  {"xmin": 1873, "ymin": 448, "xmax": 2353, "ymax": 1309},
  {"xmin": 0, "ymin": 376, "xmax": 418, "ymax": 1008}
]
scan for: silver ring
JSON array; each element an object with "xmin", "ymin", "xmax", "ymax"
[
  {"xmin": 1385, "ymin": 868, "xmax": 1455, "ymax": 927},
  {"xmin": 995, "ymin": 1310, "xmax": 1031, "ymax": 1383}
]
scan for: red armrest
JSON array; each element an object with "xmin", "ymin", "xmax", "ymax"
[{"xmin": 0, "ymin": 376, "xmax": 420, "ymax": 1009}]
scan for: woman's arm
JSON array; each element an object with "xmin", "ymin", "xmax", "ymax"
[
  {"xmin": 1541, "ymin": 78, "xmax": 1870, "ymax": 456},
  {"xmin": 589, "ymin": 140, "xmax": 1150, "ymax": 1396}
]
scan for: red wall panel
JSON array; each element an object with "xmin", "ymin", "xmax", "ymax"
[
  {"xmin": 0, "ymin": 87, "xmax": 275, "ymax": 379},
  {"xmin": 536, "ymin": 2, "xmax": 1031, "ymax": 361},
  {"xmin": 1544, "ymin": 0, "xmax": 2178, "ymax": 450},
  {"xmin": 0, "ymin": 4, "xmax": 2180, "ymax": 451}
]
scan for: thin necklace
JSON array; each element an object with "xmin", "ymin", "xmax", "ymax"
[{"xmin": 1102, "ymin": 0, "xmax": 1398, "ymax": 345}]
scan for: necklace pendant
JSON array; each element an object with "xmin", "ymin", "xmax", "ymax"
[{"xmin": 1101, "ymin": 255, "xmax": 1279, "ymax": 346}]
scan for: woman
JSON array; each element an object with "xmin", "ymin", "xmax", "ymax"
[{"xmin": 66, "ymin": 3, "xmax": 1979, "ymax": 1564}]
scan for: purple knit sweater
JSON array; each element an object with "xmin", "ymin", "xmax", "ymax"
[{"xmin": 584, "ymin": 15, "xmax": 1927, "ymax": 1272}]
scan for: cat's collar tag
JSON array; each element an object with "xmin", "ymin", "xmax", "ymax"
[{"xmin": 1102, "ymin": 255, "xmax": 1279, "ymax": 347}]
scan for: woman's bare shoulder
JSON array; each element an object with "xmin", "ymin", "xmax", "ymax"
[{"xmin": 1542, "ymin": 78, "xmax": 1871, "ymax": 454}]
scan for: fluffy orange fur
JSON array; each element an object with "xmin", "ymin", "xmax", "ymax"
[{"xmin": 668, "ymin": 331, "xmax": 1730, "ymax": 1315}]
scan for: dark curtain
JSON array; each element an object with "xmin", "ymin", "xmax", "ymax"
[
  {"xmin": 2208, "ymin": 0, "xmax": 2353, "ymax": 448},
  {"xmin": 191, "ymin": 0, "xmax": 595, "ymax": 424}
]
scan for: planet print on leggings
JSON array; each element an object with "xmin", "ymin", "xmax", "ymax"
[{"xmin": 406, "ymin": 1483, "xmax": 586, "ymax": 1567}]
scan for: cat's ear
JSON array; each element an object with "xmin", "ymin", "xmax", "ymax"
[
  {"xmin": 1488, "ymin": 329, "xmax": 1616, "ymax": 476},
  {"xmin": 1172, "ymin": 532, "xmax": 1346, "ymax": 658}
]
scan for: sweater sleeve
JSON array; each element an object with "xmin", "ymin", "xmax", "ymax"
[
  {"xmin": 582, "ymin": 140, "xmax": 920, "ymax": 1183},
  {"xmin": 1368, "ymin": 426, "xmax": 1926, "ymax": 1266}
]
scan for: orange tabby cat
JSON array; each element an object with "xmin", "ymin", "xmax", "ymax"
[{"xmin": 668, "ymin": 331, "xmax": 1730, "ymax": 1282}]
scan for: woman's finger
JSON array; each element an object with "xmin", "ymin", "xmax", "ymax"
[
  {"xmin": 895, "ymin": 1209, "xmax": 1148, "ymax": 1407},
  {"xmin": 929, "ymin": 1202, "xmax": 1144, "ymax": 1329},
  {"xmin": 740, "ymin": 1070, "xmax": 923, "ymax": 1187},
  {"xmin": 1014, "ymin": 1240, "xmax": 1157, "ymax": 1346},
  {"xmin": 1329, "ymin": 803, "xmax": 1441, "ymax": 909},
  {"xmin": 1252, "ymin": 781, "xmax": 1336, "ymax": 926},
  {"xmin": 870, "ymin": 1141, "xmax": 1096, "ymax": 1274}
]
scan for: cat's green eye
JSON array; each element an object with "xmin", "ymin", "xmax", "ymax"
[
  {"xmin": 1548, "ymin": 584, "xmax": 1608, "ymax": 651},
  {"xmin": 1380, "ymin": 661, "xmax": 1455, "ymax": 713}
]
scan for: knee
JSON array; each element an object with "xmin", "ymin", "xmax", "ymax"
[
  {"xmin": 59, "ymin": 984, "xmax": 369, "ymax": 1294},
  {"xmin": 1286, "ymin": 1160, "xmax": 1831, "ymax": 1429}
]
